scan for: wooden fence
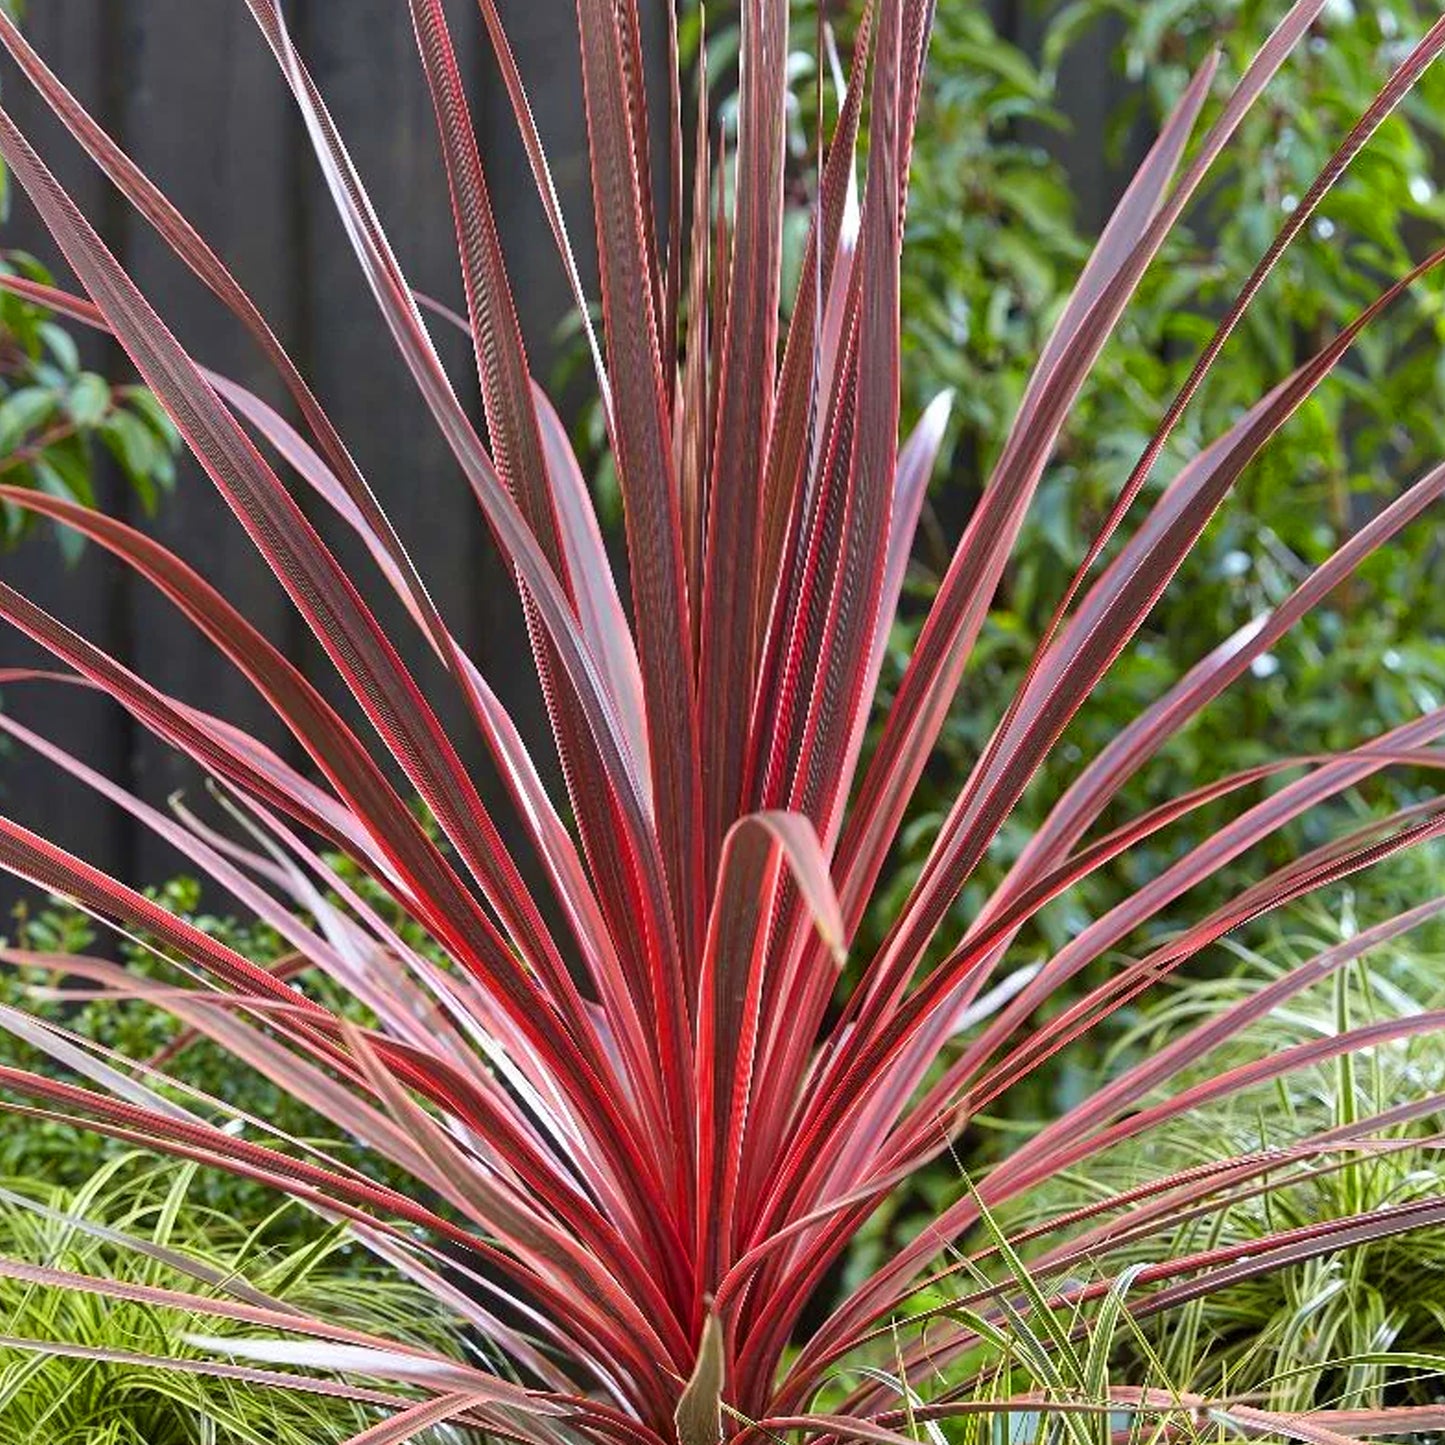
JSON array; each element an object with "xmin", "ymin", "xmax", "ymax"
[{"xmin": 0, "ymin": 0, "xmax": 1129, "ymax": 901}]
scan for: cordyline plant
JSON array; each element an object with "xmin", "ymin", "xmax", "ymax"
[{"xmin": 0, "ymin": 0, "xmax": 1444, "ymax": 1442}]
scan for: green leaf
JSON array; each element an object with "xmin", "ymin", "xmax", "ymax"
[
  {"xmin": 0, "ymin": 385, "xmax": 56, "ymax": 454},
  {"xmin": 123, "ymin": 386, "xmax": 181, "ymax": 450},
  {"xmin": 37, "ymin": 319, "xmax": 80, "ymax": 375},
  {"xmin": 35, "ymin": 435, "xmax": 95, "ymax": 508},
  {"xmin": 31, "ymin": 458, "xmax": 85, "ymax": 564},
  {"xmin": 65, "ymin": 372, "xmax": 112, "ymax": 429}
]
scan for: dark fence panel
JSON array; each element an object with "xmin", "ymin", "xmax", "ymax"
[
  {"xmin": 2, "ymin": 0, "xmax": 138, "ymax": 895},
  {"xmin": 0, "ymin": 0, "xmax": 1122, "ymax": 908}
]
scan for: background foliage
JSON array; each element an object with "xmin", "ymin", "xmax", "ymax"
[
  {"xmin": 887, "ymin": 0, "xmax": 1445, "ymax": 945},
  {"xmin": 0, "ymin": 1156, "xmax": 471, "ymax": 1445},
  {"xmin": 0, "ymin": 0, "xmax": 178, "ymax": 557},
  {"xmin": 0, "ymin": 253, "xmax": 178, "ymax": 557},
  {"xmin": 1, "ymin": 865, "xmax": 440, "ymax": 1217},
  {"xmin": 869, "ymin": 0, "xmax": 1445, "ymax": 1111},
  {"xmin": 1004, "ymin": 891, "xmax": 1445, "ymax": 1411}
]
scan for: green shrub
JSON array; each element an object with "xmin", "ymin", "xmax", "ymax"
[
  {"xmin": 1001, "ymin": 887, "xmax": 1445, "ymax": 1412},
  {"xmin": 0, "ymin": 1154, "xmax": 472, "ymax": 1444},
  {"xmin": 1150, "ymin": 906, "xmax": 1445, "ymax": 1402},
  {"xmin": 1, "ymin": 872, "xmax": 428, "ymax": 1220},
  {"xmin": 0, "ymin": 252, "xmax": 179, "ymax": 555},
  {"xmin": 887, "ymin": 0, "xmax": 1445, "ymax": 958}
]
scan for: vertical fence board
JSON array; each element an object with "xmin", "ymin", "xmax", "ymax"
[
  {"xmin": 0, "ymin": 0, "xmax": 134, "ymax": 912},
  {"xmin": 117, "ymin": 0, "xmax": 305, "ymax": 887}
]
